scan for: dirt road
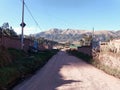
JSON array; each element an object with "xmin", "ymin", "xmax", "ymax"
[{"xmin": 13, "ymin": 50, "xmax": 120, "ymax": 90}]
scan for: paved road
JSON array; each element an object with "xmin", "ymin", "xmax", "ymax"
[{"xmin": 14, "ymin": 51, "xmax": 120, "ymax": 90}]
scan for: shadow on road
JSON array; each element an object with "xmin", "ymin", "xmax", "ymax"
[
  {"xmin": 44, "ymin": 51, "xmax": 83, "ymax": 90},
  {"xmin": 14, "ymin": 51, "xmax": 85, "ymax": 90}
]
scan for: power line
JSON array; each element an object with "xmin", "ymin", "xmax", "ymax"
[
  {"xmin": 20, "ymin": 0, "xmax": 78, "ymax": 31},
  {"xmin": 20, "ymin": 0, "xmax": 42, "ymax": 31},
  {"xmin": 21, "ymin": 1, "xmax": 70, "ymax": 29}
]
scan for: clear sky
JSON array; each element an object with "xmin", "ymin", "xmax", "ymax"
[{"xmin": 0, "ymin": 0, "xmax": 120, "ymax": 35}]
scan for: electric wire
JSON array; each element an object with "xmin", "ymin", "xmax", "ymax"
[{"xmin": 20, "ymin": 0, "xmax": 42, "ymax": 32}]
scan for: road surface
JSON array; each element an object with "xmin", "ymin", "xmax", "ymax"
[{"xmin": 13, "ymin": 50, "xmax": 120, "ymax": 90}]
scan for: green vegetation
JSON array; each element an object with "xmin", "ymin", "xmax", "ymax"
[
  {"xmin": 0, "ymin": 47, "xmax": 59, "ymax": 90},
  {"xmin": 67, "ymin": 49, "xmax": 120, "ymax": 79},
  {"xmin": 67, "ymin": 49, "xmax": 92, "ymax": 63},
  {"xmin": 0, "ymin": 22, "xmax": 17, "ymax": 37},
  {"xmin": 79, "ymin": 34, "xmax": 92, "ymax": 46},
  {"xmin": 0, "ymin": 46, "xmax": 12, "ymax": 67}
]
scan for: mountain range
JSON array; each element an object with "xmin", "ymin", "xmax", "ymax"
[{"xmin": 34, "ymin": 28, "xmax": 120, "ymax": 43}]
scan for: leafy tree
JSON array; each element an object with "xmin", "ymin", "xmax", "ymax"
[
  {"xmin": 2, "ymin": 22, "xmax": 9, "ymax": 29},
  {"xmin": 0, "ymin": 22, "xmax": 17, "ymax": 37},
  {"xmin": 109, "ymin": 36, "xmax": 114, "ymax": 41},
  {"xmin": 81, "ymin": 34, "xmax": 92, "ymax": 46},
  {"xmin": 79, "ymin": 39, "xmax": 85, "ymax": 46}
]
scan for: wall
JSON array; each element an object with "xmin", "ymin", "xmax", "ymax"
[
  {"xmin": 0, "ymin": 36, "xmax": 53, "ymax": 51},
  {"xmin": 0, "ymin": 36, "xmax": 33, "ymax": 51},
  {"xmin": 77, "ymin": 46, "xmax": 92, "ymax": 56}
]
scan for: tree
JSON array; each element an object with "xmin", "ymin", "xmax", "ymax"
[
  {"xmin": 0, "ymin": 27, "xmax": 2, "ymax": 35},
  {"xmin": 2, "ymin": 22, "xmax": 9, "ymax": 29},
  {"xmin": 82, "ymin": 34, "xmax": 92, "ymax": 46},
  {"xmin": 0, "ymin": 22, "xmax": 17, "ymax": 37},
  {"xmin": 109, "ymin": 36, "xmax": 114, "ymax": 41},
  {"xmin": 79, "ymin": 39, "xmax": 85, "ymax": 46}
]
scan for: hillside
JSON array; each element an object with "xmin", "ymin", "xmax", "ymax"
[{"xmin": 34, "ymin": 28, "xmax": 119, "ymax": 42}]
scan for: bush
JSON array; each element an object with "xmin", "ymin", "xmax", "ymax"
[
  {"xmin": 0, "ymin": 46, "xmax": 12, "ymax": 67},
  {"xmin": 0, "ymin": 48, "xmax": 59, "ymax": 90},
  {"xmin": 67, "ymin": 49, "xmax": 92, "ymax": 63},
  {"xmin": 8, "ymin": 48, "xmax": 26, "ymax": 60},
  {"xmin": 0, "ymin": 67, "xmax": 20, "ymax": 89}
]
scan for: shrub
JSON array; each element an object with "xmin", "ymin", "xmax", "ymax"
[
  {"xmin": 67, "ymin": 49, "xmax": 92, "ymax": 63},
  {"xmin": 0, "ymin": 46, "xmax": 12, "ymax": 67},
  {"xmin": 0, "ymin": 48, "xmax": 59, "ymax": 89},
  {"xmin": 8, "ymin": 48, "xmax": 26, "ymax": 60},
  {"xmin": 0, "ymin": 67, "xmax": 20, "ymax": 89}
]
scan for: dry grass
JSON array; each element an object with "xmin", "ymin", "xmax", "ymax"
[
  {"xmin": 92, "ymin": 60, "xmax": 120, "ymax": 78},
  {"xmin": 67, "ymin": 49, "xmax": 120, "ymax": 79},
  {"xmin": 93, "ymin": 51, "xmax": 120, "ymax": 79}
]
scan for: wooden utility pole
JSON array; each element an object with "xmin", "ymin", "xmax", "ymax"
[{"xmin": 20, "ymin": 0, "xmax": 26, "ymax": 49}]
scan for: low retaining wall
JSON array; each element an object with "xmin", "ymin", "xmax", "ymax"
[{"xmin": 78, "ymin": 46, "xmax": 92, "ymax": 56}]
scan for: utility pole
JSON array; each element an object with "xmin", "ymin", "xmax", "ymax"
[
  {"xmin": 1, "ymin": 28, "xmax": 3, "ymax": 46},
  {"xmin": 92, "ymin": 27, "xmax": 94, "ymax": 39},
  {"xmin": 91, "ymin": 27, "xmax": 94, "ymax": 48},
  {"xmin": 20, "ymin": 0, "xmax": 26, "ymax": 50}
]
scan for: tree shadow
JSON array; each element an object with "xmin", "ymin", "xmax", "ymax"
[
  {"xmin": 35, "ymin": 51, "xmax": 84, "ymax": 90},
  {"xmin": 14, "ymin": 51, "xmax": 87, "ymax": 90}
]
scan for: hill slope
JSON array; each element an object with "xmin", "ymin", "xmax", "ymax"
[{"xmin": 34, "ymin": 28, "xmax": 119, "ymax": 42}]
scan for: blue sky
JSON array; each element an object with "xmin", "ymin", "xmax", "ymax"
[{"xmin": 0, "ymin": 0, "xmax": 120, "ymax": 35}]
